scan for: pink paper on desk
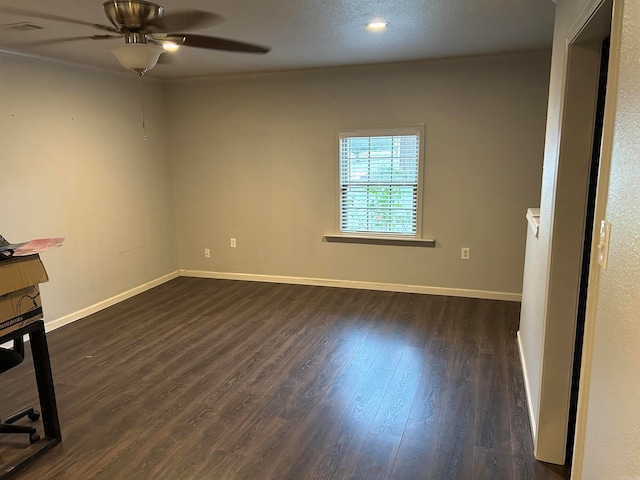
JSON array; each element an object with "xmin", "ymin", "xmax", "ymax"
[{"xmin": 2, "ymin": 238, "xmax": 65, "ymax": 256}]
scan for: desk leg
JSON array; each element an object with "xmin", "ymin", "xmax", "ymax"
[{"xmin": 28, "ymin": 322, "xmax": 62, "ymax": 443}]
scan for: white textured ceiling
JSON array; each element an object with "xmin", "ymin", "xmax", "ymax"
[{"xmin": 0, "ymin": 0, "xmax": 556, "ymax": 79}]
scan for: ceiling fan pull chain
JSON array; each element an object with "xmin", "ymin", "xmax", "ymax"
[{"xmin": 140, "ymin": 75, "xmax": 147, "ymax": 141}]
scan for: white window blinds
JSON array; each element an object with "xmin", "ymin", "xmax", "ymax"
[{"xmin": 339, "ymin": 128, "xmax": 421, "ymax": 236}]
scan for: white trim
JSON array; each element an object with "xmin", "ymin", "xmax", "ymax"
[
  {"xmin": 31, "ymin": 268, "xmax": 519, "ymax": 338},
  {"xmin": 180, "ymin": 269, "xmax": 521, "ymax": 302},
  {"xmin": 42, "ymin": 271, "xmax": 179, "ymax": 333},
  {"xmin": 571, "ymin": 0, "xmax": 620, "ymax": 476},
  {"xmin": 518, "ymin": 330, "xmax": 538, "ymax": 443},
  {"xmin": 526, "ymin": 208, "xmax": 540, "ymax": 238}
]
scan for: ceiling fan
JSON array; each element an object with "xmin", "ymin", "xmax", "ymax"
[{"xmin": 5, "ymin": 1, "xmax": 271, "ymax": 75}]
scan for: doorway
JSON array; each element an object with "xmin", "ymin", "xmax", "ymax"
[
  {"xmin": 565, "ymin": 34, "xmax": 610, "ymax": 467},
  {"xmin": 527, "ymin": 0, "xmax": 614, "ymax": 466}
]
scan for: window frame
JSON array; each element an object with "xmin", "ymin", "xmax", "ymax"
[{"xmin": 333, "ymin": 124, "xmax": 427, "ymax": 242}]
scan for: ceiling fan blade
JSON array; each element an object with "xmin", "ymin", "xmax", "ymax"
[
  {"xmin": 146, "ymin": 10, "xmax": 222, "ymax": 33},
  {"xmin": 172, "ymin": 34, "xmax": 271, "ymax": 54},
  {"xmin": 21, "ymin": 35, "xmax": 122, "ymax": 48},
  {"xmin": 91, "ymin": 34, "xmax": 123, "ymax": 40},
  {"xmin": 0, "ymin": 6, "xmax": 119, "ymax": 33}
]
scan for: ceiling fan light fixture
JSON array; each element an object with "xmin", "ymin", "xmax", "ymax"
[
  {"xmin": 162, "ymin": 42, "xmax": 180, "ymax": 52},
  {"xmin": 110, "ymin": 43, "xmax": 164, "ymax": 75}
]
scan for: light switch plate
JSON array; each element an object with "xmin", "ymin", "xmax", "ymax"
[{"xmin": 597, "ymin": 220, "xmax": 611, "ymax": 270}]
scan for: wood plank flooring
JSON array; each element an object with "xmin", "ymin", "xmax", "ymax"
[{"xmin": 0, "ymin": 277, "xmax": 570, "ymax": 479}]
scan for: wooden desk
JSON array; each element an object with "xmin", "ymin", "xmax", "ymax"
[{"xmin": 0, "ymin": 320, "xmax": 61, "ymax": 479}]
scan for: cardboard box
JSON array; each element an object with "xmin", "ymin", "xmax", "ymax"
[{"xmin": 0, "ymin": 255, "xmax": 49, "ymax": 337}]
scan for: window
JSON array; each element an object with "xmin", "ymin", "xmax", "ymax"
[{"xmin": 338, "ymin": 126, "xmax": 424, "ymax": 237}]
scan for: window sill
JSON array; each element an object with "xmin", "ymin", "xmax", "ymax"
[{"xmin": 323, "ymin": 234, "xmax": 436, "ymax": 247}]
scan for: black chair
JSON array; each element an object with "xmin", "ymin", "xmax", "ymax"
[{"xmin": 0, "ymin": 337, "xmax": 41, "ymax": 444}]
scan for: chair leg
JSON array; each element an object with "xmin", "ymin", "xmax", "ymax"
[
  {"xmin": 2, "ymin": 407, "xmax": 40, "ymax": 424},
  {"xmin": 0, "ymin": 422, "xmax": 41, "ymax": 444},
  {"xmin": 0, "ymin": 407, "xmax": 42, "ymax": 444}
]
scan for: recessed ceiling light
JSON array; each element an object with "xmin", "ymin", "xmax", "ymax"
[{"xmin": 366, "ymin": 21, "xmax": 389, "ymax": 30}]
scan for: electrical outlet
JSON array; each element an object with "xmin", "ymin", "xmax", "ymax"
[
  {"xmin": 204, "ymin": 248, "xmax": 210, "ymax": 258},
  {"xmin": 230, "ymin": 238, "xmax": 236, "ymax": 248},
  {"xmin": 461, "ymin": 247, "xmax": 470, "ymax": 260}
]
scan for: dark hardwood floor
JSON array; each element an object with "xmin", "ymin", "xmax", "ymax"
[{"xmin": 0, "ymin": 277, "xmax": 570, "ymax": 479}]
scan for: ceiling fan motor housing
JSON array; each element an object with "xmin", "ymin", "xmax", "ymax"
[{"xmin": 103, "ymin": 0, "xmax": 163, "ymax": 33}]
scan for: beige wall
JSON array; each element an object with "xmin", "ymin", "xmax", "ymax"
[
  {"xmin": 0, "ymin": 49, "xmax": 550, "ymax": 324},
  {"xmin": 0, "ymin": 53, "xmax": 178, "ymax": 325},
  {"xmin": 167, "ymin": 52, "xmax": 550, "ymax": 296}
]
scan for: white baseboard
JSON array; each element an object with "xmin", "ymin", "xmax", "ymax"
[
  {"xmin": 517, "ymin": 330, "xmax": 538, "ymax": 443},
  {"xmin": 43, "ymin": 271, "xmax": 180, "ymax": 333},
  {"xmin": 36, "ymin": 269, "xmax": 520, "ymax": 337},
  {"xmin": 180, "ymin": 269, "xmax": 522, "ymax": 302}
]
